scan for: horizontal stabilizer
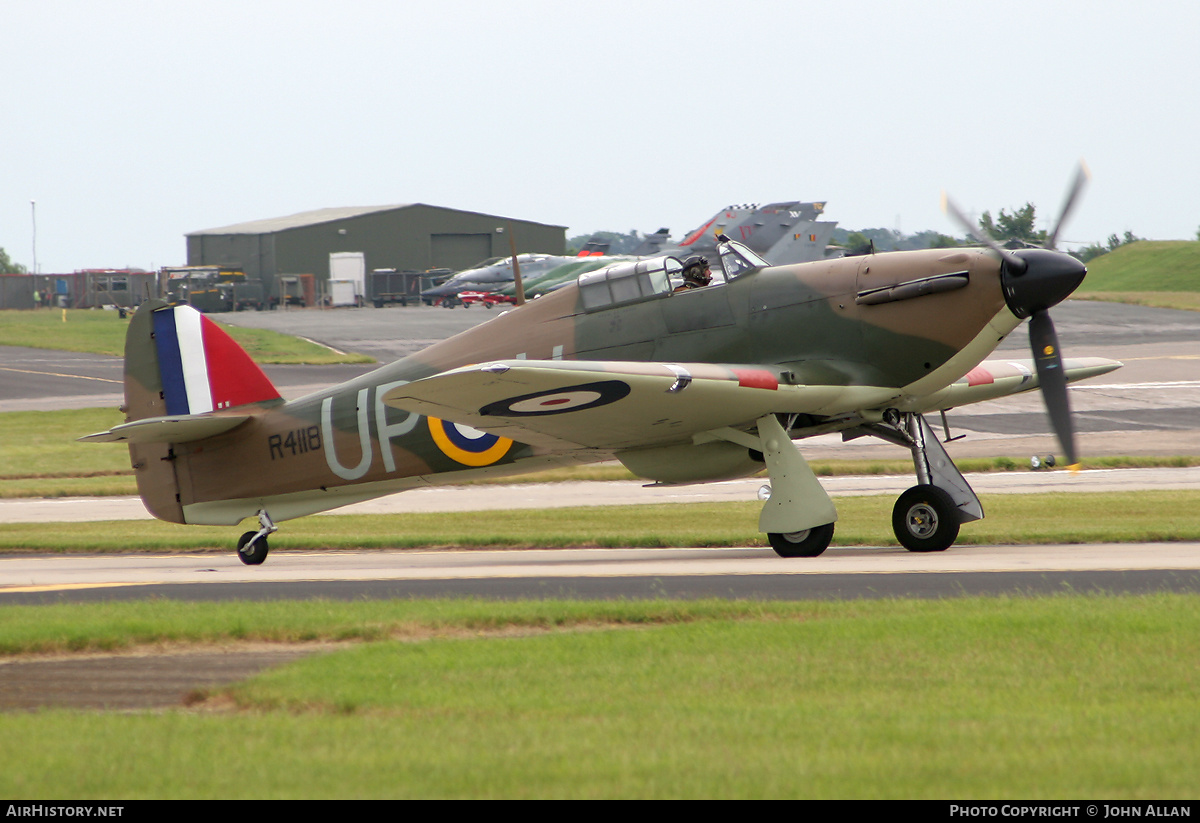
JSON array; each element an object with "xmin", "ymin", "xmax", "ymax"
[{"xmin": 78, "ymin": 413, "xmax": 252, "ymax": 444}]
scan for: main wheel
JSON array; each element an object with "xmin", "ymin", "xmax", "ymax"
[
  {"xmin": 768, "ymin": 523, "xmax": 835, "ymax": 558},
  {"xmin": 236, "ymin": 531, "xmax": 269, "ymax": 565},
  {"xmin": 892, "ymin": 485, "xmax": 959, "ymax": 552}
]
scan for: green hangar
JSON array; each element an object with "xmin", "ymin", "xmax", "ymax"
[{"xmin": 185, "ymin": 204, "xmax": 567, "ymax": 300}]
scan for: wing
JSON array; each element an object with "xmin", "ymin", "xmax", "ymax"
[
  {"xmin": 381, "ymin": 360, "xmax": 900, "ymax": 451},
  {"xmin": 381, "ymin": 356, "xmax": 1122, "ymax": 452},
  {"xmin": 901, "ymin": 357, "xmax": 1122, "ymax": 412}
]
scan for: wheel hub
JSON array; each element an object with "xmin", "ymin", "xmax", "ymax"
[{"xmin": 905, "ymin": 504, "xmax": 939, "ymax": 539}]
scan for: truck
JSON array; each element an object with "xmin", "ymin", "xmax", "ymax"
[{"xmin": 161, "ymin": 266, "xmax": 265, "ymax": 313}]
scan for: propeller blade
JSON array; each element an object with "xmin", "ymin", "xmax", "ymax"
[
  {"xmin": 941, "ymin": 191, "xmax": 1008, "ymax": 255},
  {"xmin": 1044, "ymin": 161, "xmax": 1091, "ymax": 251},
  {"xmin": 942, "ymin": 191, "xmax": 1028, "ymax": 275},
  {"xmin": 1029, "ymin": 309, "xmax": 1078, "ymax": 466},
  {"xmin": 507, "ymin": 223, "xmax": 526, "ymax": 306}
]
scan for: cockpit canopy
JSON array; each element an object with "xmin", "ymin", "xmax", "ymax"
[
  {"xmin": 578, "ymin": 256, "xmax": 680, "ymax": 311},
  {"xmin": 575, "ymin": 239, "xmax": 769, "ymax": 313},
  {"xmin": 717, "ymin": 238, "xmax": 769, "ymax": 279}
]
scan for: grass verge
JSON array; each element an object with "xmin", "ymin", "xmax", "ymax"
[
  {"xmin": 1075, "ymin": 240, "xmax": 1200, "ymax": 311},
  {"xmin": 5, "ymin": 490, "xmax": 1200, "ymax": 551},
  {"xmin": 0, "ymin": 308, "xmax": 373, "ymax": 363},
  {"xmin": 0, "ymin": 595, "xmax": 1196, "ymax": 798},
  {"xmin": 1076, "ymin": 291, "xmax": 1200, "ymax": 312}
]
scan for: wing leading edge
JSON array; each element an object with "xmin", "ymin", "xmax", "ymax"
[{"xmin": 900, "ymin": 357, "xmax": 1122, "ymax": 413}]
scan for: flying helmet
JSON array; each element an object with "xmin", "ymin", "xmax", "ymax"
[{"xmin": 681, "ymin": 255, "xmax": 712, "ymax": 286}]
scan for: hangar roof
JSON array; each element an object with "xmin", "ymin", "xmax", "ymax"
[{"xmin": 188, "ymin": 204, "xmax": 566, "ymax": 236}]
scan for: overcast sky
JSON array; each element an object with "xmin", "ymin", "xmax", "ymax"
[{"xmin": 3, "ymin": 0, "xmax": 1197, "ymax": 272}]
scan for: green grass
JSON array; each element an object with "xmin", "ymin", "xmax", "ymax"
[
  {"xmin": 0, "ymin": 408, "xmax": 127, "ymax": 484},
  {"xmin": 0, "ymin": 308, "xmax": 373, "ymax": 363},
  {"xmin": 1082, "ymin": 241, "xmax": 1200, "ymax": 292},
  {"xmin": 5, "ymin": 490, "xmax": 1200, "ymax": 551},
  {"xmin": 0, "ymin": 595, "xmax": 1197, "ymax": 798},
  {"xmin": 1077, "ymin": 240, "xmax": 1200, "ymax": 310}
]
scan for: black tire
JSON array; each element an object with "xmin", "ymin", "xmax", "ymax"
[
  {"xmin": 236, "ymin": 531, "xmax": 269, "ymax": 565},
  {"xmin": 768, "ymin": 523, "xmax": 835, "ymax": 558},
  {"xmin": 892, "ymin": 485, "xmax": 960, "ymax": 552}
]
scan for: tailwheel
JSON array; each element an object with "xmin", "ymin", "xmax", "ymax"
[
  {"xmin": 892, "ymin": 485, "xmax": 959, "ymax": 552},
  {"xmin": 768, "ymin": 523, "xmax": 835, "ymax": 558},
  {"xmin": 236, "ymin": 531, "xmax": 269, "ymax": 565}
]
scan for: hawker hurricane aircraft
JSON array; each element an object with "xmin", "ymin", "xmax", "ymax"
[{"xmin": 83, "ymin": 170, "xmax": 1118, "ymax": 564}]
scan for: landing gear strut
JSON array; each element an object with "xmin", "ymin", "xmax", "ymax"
[
  {"xmin": 708, "ymin": 415, "xmax": 838, "ymax": 558},
  {"xmin": 849, "ymin": 411, "xmax": 983, "ymax": 553},
  {"xmin": 237, "ymin": 509, "xmax": 278, "ymax": 566}
]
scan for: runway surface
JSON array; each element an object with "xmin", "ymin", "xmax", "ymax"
[{"xmin": 4, "ymin": 543, "xmax": 1200, "ymax": 605}]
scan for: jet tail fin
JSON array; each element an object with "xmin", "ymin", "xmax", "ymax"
[{"xmin": 576, "ymin": 238, "xmax": 612, "ymax": 257}]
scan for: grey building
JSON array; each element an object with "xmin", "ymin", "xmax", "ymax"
[{"xmin": 185, "ymin": 204, "xmax": 567, "ymax": 299}]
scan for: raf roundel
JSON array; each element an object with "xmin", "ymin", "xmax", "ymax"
[
  {"xmin": 427, "ymin": 418, "xmax": 513, "ymax": 467},
  {"xmin": 480, "ymin": 380, "xmax": 632, "ymax": 417}
]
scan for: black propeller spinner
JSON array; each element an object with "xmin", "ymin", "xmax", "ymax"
[{"xmin": 943, "ymin": 163, "xmax": 1091, "ymax": 466}]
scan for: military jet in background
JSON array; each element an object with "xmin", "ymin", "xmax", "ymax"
[
  {"xmin": 659, "ymin": 201, "xmax": 838, "ymax": 266},
  {"xmin": 491, "ymin": 257, "xmax": 616, "ymax": 301},
  {"xmin": 480, "ymin": 202, "xmax": 842, "ymax": 302},
  {"xmin": 83, "ymin": 167, "xmax": 1116, "ymax": 564},
  {"xmin": 419, "ymin": 239, "xmax": 613, "ymax": 304},
  {"xmin": 423, "ymin": 201, "xmax": 840, "ymax": 305}
]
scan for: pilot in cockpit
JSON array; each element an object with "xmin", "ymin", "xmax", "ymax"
[{"xmin": 673, "ymin": 256, "xmax": 712, "ymax": 292}]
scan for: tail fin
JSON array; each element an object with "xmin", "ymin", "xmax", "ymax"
[
  {"xmin": 147, "ymin": 302, "xmax": 282, "ymax": 416},
  {"xmin": 87, "ymin": 300, "xmax": 282, "ymax": 524},
  {"xmin": 575, "ymin": 238, "xmax": 612, "ymax": 257}
]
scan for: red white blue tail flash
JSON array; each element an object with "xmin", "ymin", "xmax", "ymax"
[{"xmin": 153, "ymin": 305, "xmax": 281, "ymax": 415}]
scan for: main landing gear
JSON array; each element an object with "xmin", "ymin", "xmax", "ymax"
[
  {"xmin": 236, "ymin": 509, "xmax": 278, "ymax": 565},
  {"xmin": 743, "ymin": 410, "xmax": 982, "ymax": 557},
  {"xmin": 710, "ymin": 415, "xmax": 839, "ymax": 557},
  {"xmin": 859, "ymin": 410, "xmax": 983, "ymax": 553},
  {"xmin": 892, "ymin": 484, "xmax": 959, "ymax": 552}
]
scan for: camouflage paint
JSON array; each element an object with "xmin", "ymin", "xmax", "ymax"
[{"xmin": 106, "ymin": 244, "xmax": 1056, "ymax": 527}]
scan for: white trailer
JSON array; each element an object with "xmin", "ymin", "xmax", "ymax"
[{"xmin": 329, "ymin": 252, "xmax": 365, "ymax": 306}]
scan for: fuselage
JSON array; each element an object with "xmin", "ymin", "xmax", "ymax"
[{"xmin": 139, "ymin": 246, "xmax": 1028, "ymax": 525}]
